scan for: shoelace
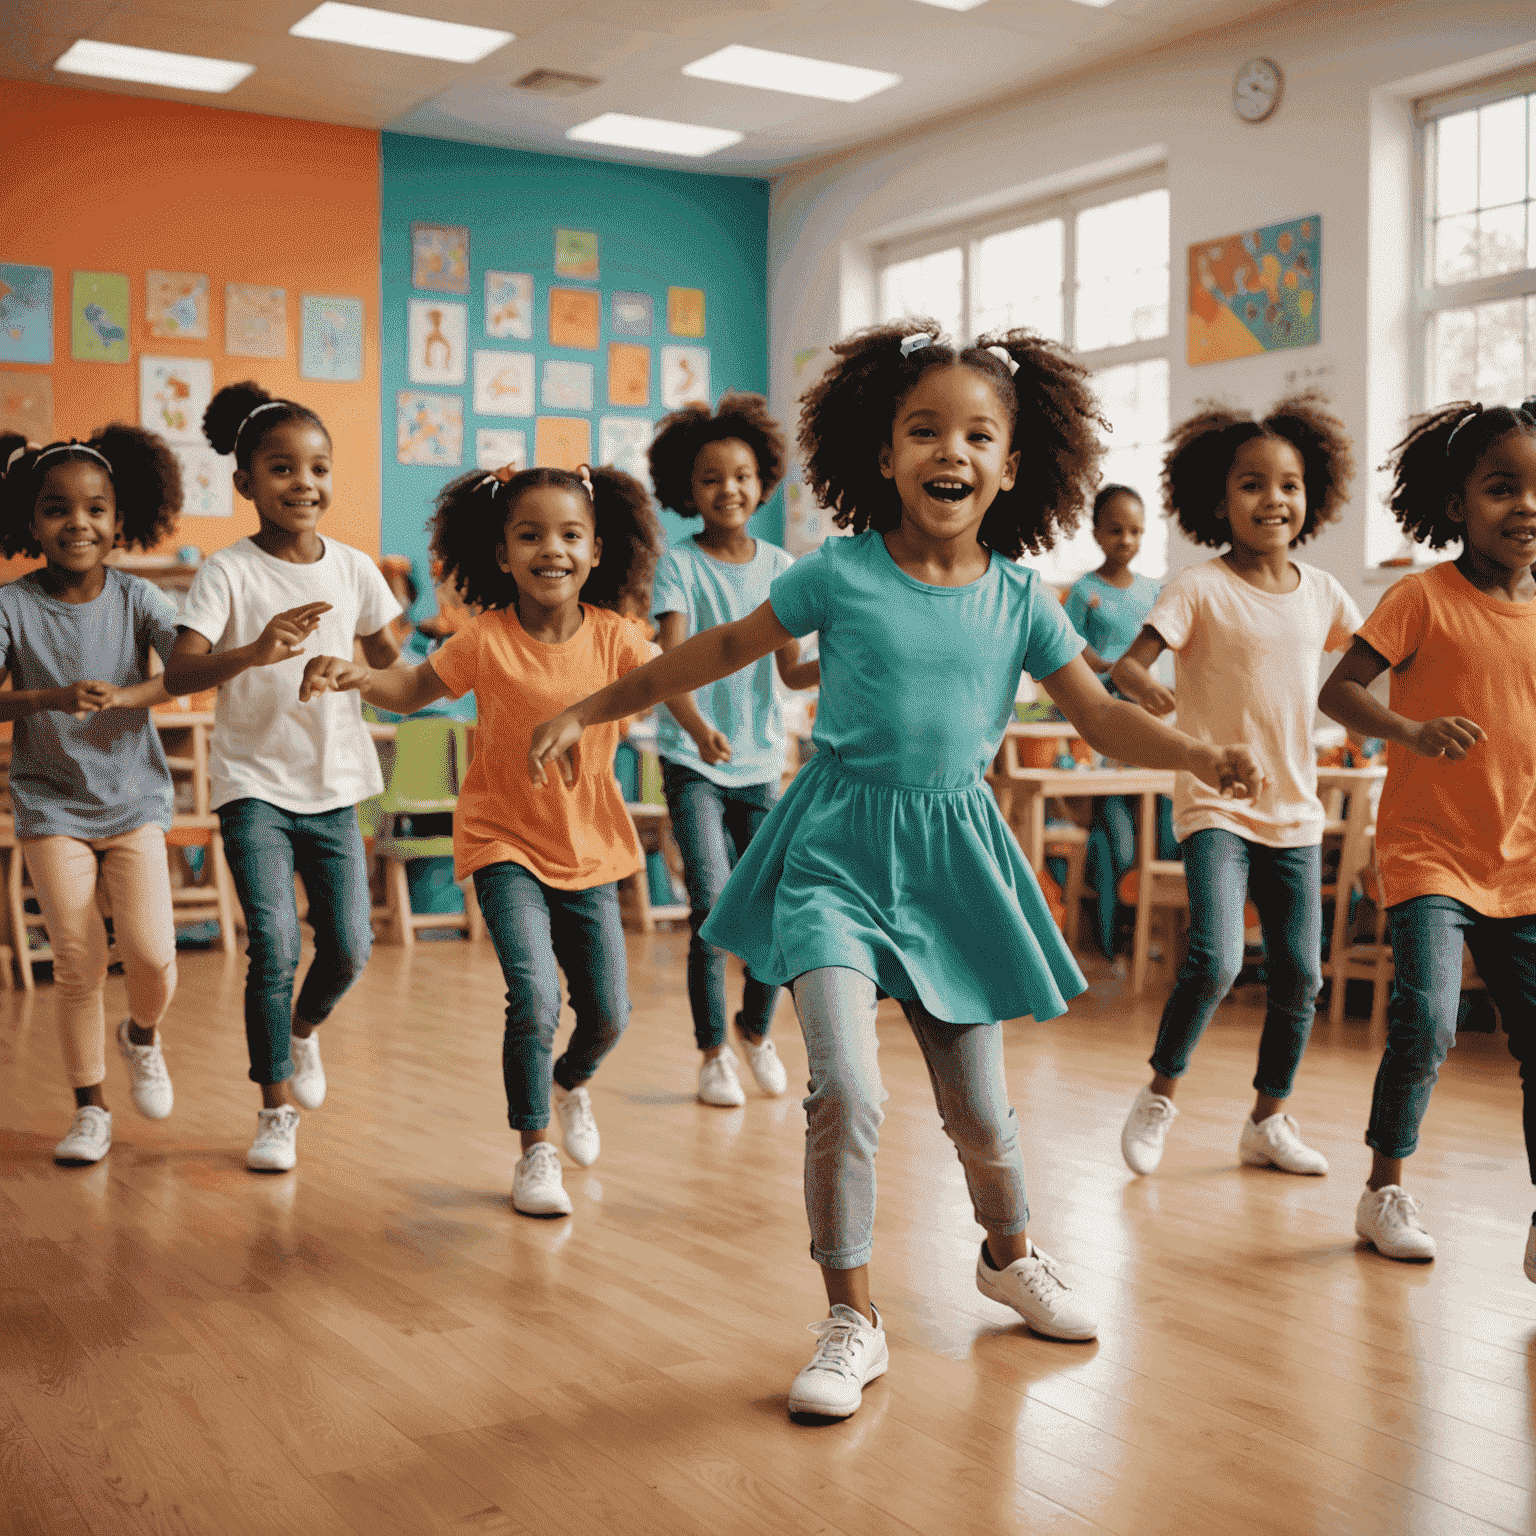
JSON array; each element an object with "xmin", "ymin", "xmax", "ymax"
[
  {"xmin": 524, "ymin": 1143, "xmax": 561, "ymax": 1179},
  {"xmin": 804, "ymin": 1317, "xmax": 864, "ymax": 1378},
  {"xmin": 67, "ymin": 1108, "xmax": 106, "ymax": 1142},
  {"xmin": 1379, "ymin": 1188, "xmax": 1425, "ymax": 1228},
  {"xmin": 564, "ymin": 1094, "xmax": 597, "ymax": 1134},
  {"xmin": 1020, "ymin": 1251, "xmax": 1070, "ymax": 1308},
  {"xmin": 125, "ymin": 1037, "xmax": 170, "ymax": 1084},
  {"xmin": 1139, "ymin": 1097, "xmax": 1173, "ymax": 1126}
]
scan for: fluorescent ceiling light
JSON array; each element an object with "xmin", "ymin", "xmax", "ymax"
[
  {"xmin": 567, "ymin": 113, "xmax": 743, "ymax": 158},
  {"xmin": 911, "ymin": 0, "xmax": 992, "ymax": 11},
  {"xmin": 289, "ymin": 3, "xmax": 512, "ymax": 63},
  {"xmin": 54, "ymin": 39, "xmax": 254, "ymax": 92},
  {"xmin": 683, "ymin": 44, "xmax": 899, "ymax": 103}
]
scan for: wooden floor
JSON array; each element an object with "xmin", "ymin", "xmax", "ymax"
[{"xmin": 1, "ymin": 933, "xmax": 1533, "ymax": 1536}]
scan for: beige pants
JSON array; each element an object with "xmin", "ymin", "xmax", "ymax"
[{"xmin": 23, "ymin": 824, "xmax": 178, "ymax": 1088}]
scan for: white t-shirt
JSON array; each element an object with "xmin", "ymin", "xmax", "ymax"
[
  {"xmin": 1146, "ymin": 556, "xmax": 1361, "ymax": 848},
  {"xmin": 180, "ymin": 537, "xmax": 401, "ymax": 814}
]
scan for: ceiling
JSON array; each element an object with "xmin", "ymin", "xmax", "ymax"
[{"xmin": 1, "ymin": 0, "xmax": 1292, "ymax": 175}]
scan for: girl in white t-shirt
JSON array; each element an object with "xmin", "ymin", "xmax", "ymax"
[
  {"xmin": 1112, "ymin": 395, "xmax": 1361, "ymax": 1178},
  {"xmin": 166, "ymin": 382, "xmax": 401, "ymax": 1173}
]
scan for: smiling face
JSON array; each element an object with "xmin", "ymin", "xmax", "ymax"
[
  {"xmin": 1450, "ymin": 429, "xmax": 1536, "ymax": 574},
  {"xmin": 1094, "ymin": 491, "xmax": 1144, "ymax": 568},
  {"xmin": 234, "ymin": 418, "xmax": 332, "ymax": 536},
  {"xmin": 31, "ymin": 460, "xmax": 121, "ymax": 573},
  {"xmin": 1219, "ymin": 435, "xmax": 1307, "ymax": 554},
  {"xmin": 690, "ymin": 437, "xmax": 762, "ymax": 535},
  {"xmin": 497, "ymin": 484, "xmax": 600, "ymax": 615}
]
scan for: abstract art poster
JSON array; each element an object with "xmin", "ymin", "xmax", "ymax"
[
  {"xmin": 541, "ymin": 359, "xmax": 594, "ymax": 412},
  {"xmin": 300, "ymin": 295, "xmax": 364, "ymax": 381},
  {"xmin": 475, "ymin": 428, "xmax": 527, "ymax": 473},
  {"xmin": 0, "ymin": 370, "xmax": 53, "ymax": 441},
  {"xmin": 554, "ymin": 229, "xmax": 599, "ymax": 281},
  {"xmin": 660, "ymin": 345, "xmax": 709, "ymax": 409},
  {"xmin": 607, "ymin": 342, "xmax": 650, "ymax": 408},
  {"xmin": 225, "ymin": 283, "xmax": 287, "ymax": 358},
  {"xmin": 412, "ymin": 223, "xmax": 470, "ymax": 294},
  {"xmin": 397, "ymin": 391, "xmax": 463, "ymax": 467},
  {"xmin": 598, "ymin": 417, "xmax": 655, "ymax": 486},
  {"xmin": 140, "ymin": 355, "xmax": 213, "ymax": 444},
  {"xmin": 146, "ymin": 271, "xmax": 209, "ymax": 341},
  {"xmin": 485, "ymin": 272, "xmax": 534, "ymax": 339},
  {"xmin": 0, "ymin": 264, "xmax": 53, "ymax": 364},
  {"xmin": 1188, "ymin": 214, "xmax": 1321, "ymax": 366},
  {"xmin": 71, "ymin": 272, "xmax": 130, "ymax": 363},
  {"xmin": 534, "ymin": 416, "xmax": 591, "ymax": 471},
  {"xmin": 173, "ymin": 445, "xmax": 233, "ymax": 518},
  {"xmin": 473, "ymin": 350, "xmax": 534, "ymax": 416},
  {"xmin": 408, "ymin": 299, "xmax": 467, "ymax": 385},
  {"xmin": 548, "ymin": 288, "xmax": 600, "ymax": 351},
  {"xmin": 610, "ymin": 291, "xmax": 652, "ymax": 337},
  {"xmin": 667, "ymin": 287, "xmax": 705, "ymax": 338}
]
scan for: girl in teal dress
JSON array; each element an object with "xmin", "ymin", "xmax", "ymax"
[{"xmin": 529, "ymin": 322, "xmax": 1263, "ymax": 1421}]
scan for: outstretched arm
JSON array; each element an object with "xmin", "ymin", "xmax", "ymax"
[
  {"xmin": 299, "ymin": 655, "xmax": 451, "ymax": 717},
  {"xmin": 774, "ymin": 637, "xmax": 820, "ymax": 691},
  {"xmin": 1318, "ymin": 637, "xmax": 1484, "ymax": 760},
  {"xmin": 1109, "ymin": 627, "xmax": 1177, "ymax": 716},
  {"xmin": 164, "ymin": 602, "xmax": 331, "ymax": 696}
]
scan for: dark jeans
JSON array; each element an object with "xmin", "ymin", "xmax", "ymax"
[
  {"xmin": 473, "ymin": 860, "xmax": 629, "ymax": 1130},
  {"xmin": 218, "ymin": 798, "xmax": 373, "ymax": 1086},
  {"xmin": 1149, "ymin": 829, "xmax": 1322, "ymax": 1099},
  {"xmin": 661, "ymin": 759, "xmax": 780, "ymax": 1051},
  {"xmin": 1367, "ymin": 895, "xmax": 1536, "ymax": 1179},
  {"xmin": 1084, "ymin": 794, "xmax": 1178, "ymax": 958}
]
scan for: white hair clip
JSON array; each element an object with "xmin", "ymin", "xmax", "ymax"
[
  {"xmin": 984, "ymin": 344, "xmax": 1019, "ymax": 376},
  {"xmin": 899, "ymin": 333, "xmax": 934, "ymax": 358},
  {"xmin": 578, "ymin": 464, "xmax": 594, "ymax": 498}
]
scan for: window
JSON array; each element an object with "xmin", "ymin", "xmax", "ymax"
[{"xmin": 876, "ymin": 175, "xmax": 1171, "ymax": 578}]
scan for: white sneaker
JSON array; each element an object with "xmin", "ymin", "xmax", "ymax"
[
  {"xmin": 54, "ymin": 1106, "xmax": 111, "ymax": 1164},
  {"xmin": 552, "ymin": 1083, "xmax": 600, "ymax": 1166},
  {"xmin": 247, "ymin": 1107, "xmax": 300, "ymax": 1172},
  {"xmin": 1354, "ymin": 1184, "xmax": 1436, "ymax": 1261},
  {"xmin": 698, "ymin": 1049, "xmax": 746, "ymax": 1107},
  {"xmin": 511, "ymin": 1142, "xmax": 573, "ymax": 1216},
  {"xmin": 289, "ymin": 1031, "xmax": 326, "ymax": 1110},
  {"xmin": 741, "ymin": 1035, "xmax": 788, "ymax": 1097},
  {"xmin": 976, "ymin": 1241, "xmax": 1098, "ymax": 1341},
  {"xmin": 1525, "ymin": 1219, "xmax": 1535, "ymax": 1284},
  {"xmin": 116, "ymin": 1018, "xmax": 173, "ymax": 1119},
  {"xmin": 1240, "ymin": 1112, "xmax": 1329, "ymax": 1175},
  {"xmin": 1121, "ymin": 1085, "xmax": 1178, "ymax": 1174},
  {"xmin": 787, "ymin": 1304, "xmax": 887, "ymax": 1419}
]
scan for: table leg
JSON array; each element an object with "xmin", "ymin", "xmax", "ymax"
[
  {"xmin": 1024, "ymin": 787, "xmax": 1046, "ymax": 874},
  {"xmin": 1131, "ymin": 791, "xmax": 1156, "ymax": 998}
]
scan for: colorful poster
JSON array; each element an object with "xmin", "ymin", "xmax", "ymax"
[
  {"xmin": 667, "ymin": 287, "xmax": 705, "ymax": 338},
  {"xmin": 300, "ymin": 294, "xmax": 363, "ymax": 381},
  {"xmin": 472, "ymin": 350, "xmax": 534, "ymax": 416},
  {"xmin": 0, "ymin": 264, "xmax": 53, "ymax": 363},
  {"xmin": 146, "ymin": 271, "xmax": 208, "ymax": 341},
  {"xmin": 1188, "ymin": 214, "xmax": 1321, "ymax": 366},
  {"xmin": 549, "ymin": 288, "xmax": 600, "ymax": 351},
  {"xmin": 661, "ymin": 345, "xmax": 709, "ymax": 409},
  {"xmin": 0, "ymin": 369, "xmax": 53, "ymax": 441},
  {"xmin": 554, "ymin": 229, "xmax": 599, "ymax": 280},
  {"xmin": 71, "ymin": 271, "xmax": 130, "ymax": 363},
  {"xmin": 607, "ymin": 342, "xmax": 650, "ymax": 408},
  {"xmin": 225, "ymin": 283, "xmax": 287, "ymax": 358},
  {"xmin": 598, "ymin": 416, "xmax": 654, "ymax": 485},
  {"xmin": 396, "ymin": 391, "xmax": 463, "ymax": 466},
  {"xmin": 610, "ymin": 291, "xmax": 652, "ymax": 337},
  {"xmin": 139, "ymin": 355, "xmax": 212, "ymax": 444},
  {"xmin": 408, "ymin": 298, "xmax": 467, "ymax": 385},
  {"xmin": 475, "ymin": 427, "xmax": 527, "ymax": 473},
  {"xmin": 541, "ymin": 359, "xmax": 594, "ymax": 411},
  {"xmin": 412, "ymin": 223, "xmax": 470, "ymax": 294},
  {"xmin": 485, "ymin": 272, "xmax": 533, "ymax": 339},
  {"xmin": 174, "ymin": 444, "xmax": 233, "ymax": 518},
  {"xmin": 535, "ymin": 416, "xmax": 592, "ymax": 470}
]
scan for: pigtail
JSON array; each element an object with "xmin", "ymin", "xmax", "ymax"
[
  {"xmin": 429, "ymin": 468, "xmax": 512, "ymax": 610},
  {"xmin": 649, "ymin": 392, "xmax": 787, "ymax": 516},
  {"xmin": 581, "ymin": 464, "xmax": 665, "ymax": 616},
  {"xmin": 0, "ymin": 433, "xmax": 40, "ymax": 557},
  {"xmin": 1263, "ymin": 391, "xmax": 1354, "ymax": 539},
  {"xmin": 90, "ymin": 424, "xmax": 181, "ymax": 551},
  {"xmin": 205, "ymin": 380, "xmax": 328, "ymax": 470},
  {"xmin": 1383, "ymin": 402, "xmax": 1479, "ymax": 550}
]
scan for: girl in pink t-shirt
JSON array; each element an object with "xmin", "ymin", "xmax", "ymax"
[{"xmin": 1113, "ymin": 394, "xmax": 1360, "ymax": 1179}]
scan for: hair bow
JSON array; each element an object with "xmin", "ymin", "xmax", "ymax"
[
  {"xmin": 984, "ymin": 344, "xmax": 1019, "ymax": 376},
  {"xmin": 577, "ymin": 463, "xmax": 594, "ymax": 498},
  {"xmin": 476, "ymin": 461, "xmax": 521, "ymax": 496},
  {"xmin": 899, "ymin": 333, "xmax": 933, "ymax": 358}
]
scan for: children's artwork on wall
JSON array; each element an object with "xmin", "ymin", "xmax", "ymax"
[
  {"xmin": 397, "ymin": 391, "xmax": 463, "ymax": 466},
  {"xmin": 0, "ymin": 369, "xmax": 53, "ymax": 440},
  {"xmin": 475, "ymin": 427, "xmax": 527, "ymax": 473},
  {"xmin": 598, "ymin": 417, "xmax": 654, "ymax": 485},
  {"xmin": 300, "ymin": 294, "xmax": 364, "ymax": 381},
  {"xmin": 473, "ymin": 350, "xmax": 534, "ymax": 416},
  {"xmin": 541, "ymin": 359, "xmax": 594, "ymax": 411},
  {"xmin": 1188, "ymin": 214, "xmax": 1321, "ymax": 366},
  {"xmin": 610, "ymin": 291, "xmax": 652, "ymax": 337},
  {"xmin": 607, "ymin": 342, "xmax": 650, "ymax": 408},
  {"xmin": 174, "ymin": 444, "xmax": 233, "ymax": 517},
  {"xmin": 146, "ymin": 271, "xmax": 208, "ymax": 341},
  {"xmin": 71, "ymin": 272, "xmax": 131, "ymax": 363},
  {"xmin": 0, "ymin": 264, "xmax": 53, "ymax": 363},
  {"xmin": 667, "ymin": 287, "xmax": 705, "ymax": 338},
  {"xmin": 408, "ymin": 299, "xmax": 467, "ymax": 385},
  {"xmin": 412, "ymin": 222, "xmax": 470, "ymax": 294},
  {"xmin": 548, "ymin": 288, "xmax": 601, "ymax": 351},
  {"xmin": 225, "ymin": 283, "xmax": 287, "ymax": 358},
  {"xmin": 535, "ymin": 415, "xmax": 592, "ymax": 470},
  {"xmin": 485, "ymin": 272, "xmax": 534, "ymax": 339},
  {"xmin": 661, "ymin": 345, "xmax": 709, "ymax": 409},
  {"xmin": 139, "ymin": 355, "xmax": 212, "ymax": 444},
  {"xmin": 554, "ymin": 229, "xmax": 599, "ymax": 280}
]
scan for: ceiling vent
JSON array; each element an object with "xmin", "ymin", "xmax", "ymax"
[{"xmin": 513, "ymin": 68, "xmax": 601, "ymax": 95}]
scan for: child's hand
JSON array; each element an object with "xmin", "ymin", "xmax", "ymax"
[
  {"xmin": 53, "ymin": 680, "xmax": 117, "ymax": 718},
  {"xmin": 1137, "ymin": 681, "xmax": 1177, "ymax": 717},
  {"xmin": 692, "ymin": 726, "xmax": 733, "ymax": 766},
  {"xmin": 1192, "ymin": 743, "xmax": 1265, "ymax": 801},
  {"xmin": 299, "ymin": 656, "xmax": 371, "ymax": 702},
  {"xmin": 1409, "ymin": 716, "xmax": 1485, "ymax": 761},
  {"xmin": 529, "ymin": 710, "xmax": 583, "ymax": 787},
  {"xmin": 249, "ymin": 602, "xmax": 331, "ymax": 668}
]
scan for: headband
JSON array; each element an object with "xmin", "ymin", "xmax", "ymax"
[
  {"xmin": 4, "ymin": 443, "xmax": 35, "ymax": 475},
  {"xmin": 984, "ymin": 344, "xmax": 1020, "ymax": 376},
  {"xmin": 31, "ymin": 442, "xmax": 113, "ymax": 474},
  {"xmin": 233, "ymin": 399, "xmax": 289, "ymax": 446}
]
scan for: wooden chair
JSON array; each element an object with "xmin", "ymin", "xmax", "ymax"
[
  {"xmin": 165, "ymin": 820, "xmax": 238, "ymax": 956},
  {"xmin": 1044, "ymin": 823, "xmax": 1091, "ymax": 947},
  {"xmin": 619, "ymin": 749, "xmax": 689, "ymax": 934}
]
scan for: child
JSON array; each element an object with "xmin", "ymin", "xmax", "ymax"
[
  {"xmin": 647, "ymin": 394, "xmax": 819, "ymax": 1107},
  {"xmin": 0, "ymin": 428, "xmax": 181, "ymax": 1165},
  {"xmin": 300, "ymin": 462, "xmax": 664, "ymax": 1218},
  {"xmin": 1318, "ymin": 396, "xmax": 1536, "ymax": 1275},
  {"xmin": 529, "ymin": 323, "xmax": 1261, "ymax": 1419},
  {"xmin": 164, "ymin": 382, "xmax": 402, "ymax": 1172},
  {"xmin": 1112, "ymin": 395, "xmax": 1361, "ymax": 1179}
]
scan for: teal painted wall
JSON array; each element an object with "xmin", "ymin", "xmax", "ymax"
[{"xmin": 380, "ymin": 133, "xmax": 774, "ymax": 618}]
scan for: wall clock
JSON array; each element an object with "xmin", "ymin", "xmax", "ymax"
[{"xmin": 1233, "ymin": 57, "xmax": 1283, "ymax": 123}]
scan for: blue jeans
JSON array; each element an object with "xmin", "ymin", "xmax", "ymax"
[
  {"xmin": 218, "ymin": 799, "xmax": 373, "ymax": 1086},
  {"xmin": 473, "ymin": 861, "xmax": 629, "ymax": 1130},
  {"xmin": 662, "ymin": 760, "xmax": 781, "ymax": 1050},
  {"xmin": 1368, "ymin": 896, "xmax": 1536, "ymax": 1178},
  {"xmin": 1084, "ymin": 794, "xmax": 1178, "ymax": 958},
  {"xmin": 792, "ymin": 967, "xmax": 1029, "ymax": 1270},
  {"xmin": 1150, "ymin": 829, "xmax": 1323, "ymax": 1099}
]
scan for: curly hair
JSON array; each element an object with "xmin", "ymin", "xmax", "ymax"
[
  {"xmin": 647, "ymin": 392, "xmax": 788, "ymax": 517},
  {"xmin": 1092, "ymin": 482, "xmax": 1144, "ymax": 527},
  {"xmin": 430, "ymin": 464, "xmax": 664, "ymax": 617},
  {"xmin": 203, "ymin": 380, "xmax": 329, "ymax": 471},
  {"xmin": 1383, "ymin": 397, "xmax": 1536, "ymax": 550},
  {"xmin": 796, "ymin": 320, "xmax": 1106, "ymax": 559},
  {"xmin": 0, "ymin": 424, "xmax": 182, "ymax": 557},
  {"xmin": 1162, "ymin": 391, "xmax": 1353, "ymax": 550}
]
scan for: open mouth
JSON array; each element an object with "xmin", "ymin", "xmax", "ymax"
[
  {"xmin": 923, "ymin": 478, "xmax": 972, "ymax": 503},
  {"xmin": 531, "ymin": 568, "xmax": 572, "ymax": 580}
]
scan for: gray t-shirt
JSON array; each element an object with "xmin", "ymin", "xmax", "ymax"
[{"xmin": 0, "ymin": 569, "xmax": 179, "ymax": 839}]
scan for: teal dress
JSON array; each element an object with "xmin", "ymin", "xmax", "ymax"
[{"xmin": 700, "ymin": 531, "xmax": 1088, "ymax": 1025}]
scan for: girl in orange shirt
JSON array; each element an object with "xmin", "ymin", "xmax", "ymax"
[{"xmin": 301, "ymin": 463, "xmax": 664, "ymax": 1218}]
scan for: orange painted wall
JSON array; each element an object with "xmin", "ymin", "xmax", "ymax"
[{"xmin": 0, "ymin": 81, "xmax": 381, "ymax": 566}]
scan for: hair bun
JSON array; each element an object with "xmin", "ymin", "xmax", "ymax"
[{"xmin": 203, "ymin": 380, "xmax": 273, "ymax": 455}]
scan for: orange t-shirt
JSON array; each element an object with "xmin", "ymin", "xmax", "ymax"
[
  {"xmin": 1357, "ymin": 561, "xmax": 1536, "ymax": 916},
  {"xmin": 428, "ymin": 605, "xmax": 655, "ymax": 888}
]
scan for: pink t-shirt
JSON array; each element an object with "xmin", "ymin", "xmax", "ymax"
[{"xmin": 1147, "ymin": 557, "xmax": 1361, "ymax": 847}]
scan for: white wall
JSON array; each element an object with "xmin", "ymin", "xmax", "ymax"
[{"xmin": 768, "ymin": 0, "xmax": 1536, "ymax": 608}]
